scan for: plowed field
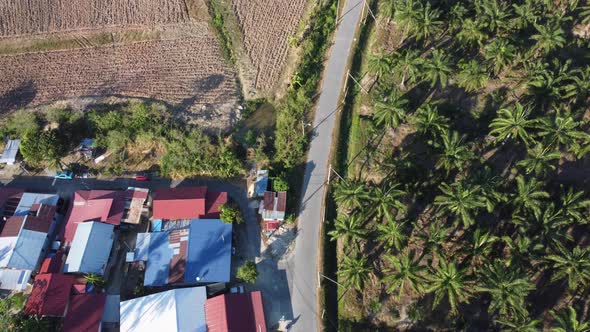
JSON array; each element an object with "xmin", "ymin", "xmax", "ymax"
[
  {"xmin": 0, "ymin": 0, "xmax": 190, "ymax": 37},
  {"xmin": 231, "ymin": 0, "xmax": 308, "ymax": 92},
  {"xmin": 0, "ymin": 32, "xmax": 239, "ymax": 129}
]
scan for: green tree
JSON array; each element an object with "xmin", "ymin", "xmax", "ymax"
[
  {"xmin": 425, "ymin": 257, "xmax": 473, "ymax": 314},
  {"xmin": 489, "ymin": 103, "xmax": 537, "ymax": 146},
  {"xmin": 559, "ymin": 187, "xmax": 590, "ymax": 225},
  {"xmin": 411, "ymin": 104, "xmax": 449, "ymax": 138},
  {"xmin": 477, "ymin": 262, "xmax": 535, "ymax": 319},
  {"xmin": 371, "ymin": 183, "xmax": 406, "ymax": 220},
  {"xmin": 376, "ymin": 219, "xmax": 407, "ymax": 251},
  {"xmin": 1, "ymin": 110, "xmax": 40, "ymax": 139},
  {"xmin": 367, "ymin": 53, "xmax": 392, "ymax": 82},
  {"xmin": 484, "ymin": 38, "xmax": 516, "ymax": 75},
  {"xmin": 476, "ymin": 0, "xmax": 511, "ymax": 34},
  {"xmin": 531, "ymin": 23, "xmax": 566, "ymax": 55},
  {"xmin": 456, "ymin": 18, "xmax": 486, "ymax": 47},
  {"xmin": 19, "ymin": 129, "xmax": 64, "ymax": 167},
  {"xmin": 457, "ymin": 59, "xmax": 489, "ymax": 92},
  {"xmin": 422, "ymin": 49, "xmax": 452, "ymax": 88},
  {"xmin": 237, "ymin": 261, "xmax": 258, "ymax": 283},
  {"xmin": 220, "ymin": 204, "xmax": 243, "ymax": 224},
  {"xmin": 382, "ymin": 250, "xmax": 425, "ymax": 298},
  {"xmin": 435, "ymin": 182, "xmax": 486, "ymax": 228},
  {"xmin": 550, "ymin": 306, "xmax": 590, "ymax": 332},
  {"xmin": 333, "ymin": 180, "xmax": 370, "ymax": 210},
  {"xmin": 464, "ymin": 228, "xmax": 498, "ymax": 267},
  {"xmin": 512, "ymin": 175, "xmax": 549, "ymax": 217},
  {"xmin": 372, "ymin": 93, "xmax": 408, "ymax": 129},
  {"xmin": 546, "ymin": 246, "xmax": 590, "ymax": 292},
  {"xmin": 517, "ymin": 144, "xmax": 560, "ymax": 176},
  {"xmin": 537, "ymin": 114, "xmax": 589, "ymax": 152},
  {"xmin": 434, "ymin": 131, "xmax": 474, "ymax": 174},
  {"xmin": 497, "ymin": 316, "xmax": 542, "ymax": 332},
  {"xmin": 412, "ymin": 2, "xmax": 443, "ymax": 42},
  {"xmin": 328, "ymin": 214, "xmax": 368, "ymax": 244},
  {"xmin": 272, "ymin": 177, "xmax": 290, "ymax": 192},
  {"xmin": 390, "ymin": 48, "xmax": 423, "ymax": 88},
  {"xmin": 337, "ymin": 254, "xmax": 372, "ymax": 291}
]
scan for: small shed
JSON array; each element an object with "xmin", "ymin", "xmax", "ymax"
[
  {"xmin": 259, "ymin": 191, "xmax": 287, "ymax": 221},
  {"xmin": 254, "ymin": 170, "xmax": 269, "ymax": 198},
  {"xmin": 77, "ymin": 138, "xmax": 94, "ymax": 159},
  {"xmin": 0, "ymin": 139, "xmax": 21, "ymax": 165}
]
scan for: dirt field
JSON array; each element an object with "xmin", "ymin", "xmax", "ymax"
[
  {"xmin": 0, "ymin": 26, "xmax": 239, "ymax": 129},
  {"xmin": 230, "ymin": 0, "xmax": 308, "ymax": 92},
  {"xmin": 0, "ymin": 0, "xmax": 190, "ymax": 37}
]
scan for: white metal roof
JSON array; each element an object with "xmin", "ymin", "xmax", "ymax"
[
  {"xmin": 7, "ymin": 229, "xmax": 47, "ymax": 270},
  {"xmin": 120, "ymin": 287, "xmax": 207, "ymax": 332},
  {"xmin": 0, "ymin": 139, "xmax": 20, "ymax": 165},
  {"xmin": 0, "ymin": 268, "xmax": 31, "ymax": 290},
  {"xmin": 133, "ymin": 233, "xmax": 150, "ymax": 261},
  {"xmin": 15, "ymin": 193, "xmax": 59, "ymax": 216},
  {"xmin": 64, "ymin": 222, "xmax": 114, "ymax": 275},
  {"xmin": 0, "ymin": 237, "xmax": 18, "ymax": 267}
]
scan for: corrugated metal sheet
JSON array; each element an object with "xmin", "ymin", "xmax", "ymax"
[
  {"xmin": 63, "ymin": 294, "xmax": 106, "ymax": 332},
  {"xmin": 0, "ymin": 237, "xmax": 18, "ymax": 267},
  {"xmin": 64, "ymin": 222, "xmax": 114, "ymax": 275},
  {"xmin": 152, "ymin": 187, "xmax": 206, "ymax": 220},
  {"xmin": 185, "ymin": 219, "xmax": 232, "ymax": 283},
  {"xmin": 120, "ymin": 287, "xmax": 206, "ymax": 332},
  {"xmin": 0, "ymin": 139, "xmax": 20, "ymax": 165},
  {"xmin": 8, "ymin": 228, "xmax": 47, "ymax": 270},
  {"xmin": 205, "ymin": 291, "xmax": 267, "ymax": 332},
  {"xmin": 0, "ymin": 216, "xmax": 24, "ymax": 237},
  {"xmin": 134, "ymin": 233, "xmax": 150, "ymax": 261},
  {"xmin": 255, "ymin": 170, "xmax": 269, "ymax": 197},
  {"xmin": 25, "ymin": 273, "xmax": 74, "ymax": 317},
  {"xmin": 101, "ymin": 294, "xmax": 120, "ymax": 324},
  {"xmin": 15, "ymin": 193, "xmax": 59, "ymax": 216},
  {"xmin": 0, "ymin": 268, "xmax": 31, "ymax": 290},
  {"xmin": 143, "ymin": 231, "xmax": 173, "ymax": 286}
]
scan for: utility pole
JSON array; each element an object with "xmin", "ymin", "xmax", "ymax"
[{"xmin": 348, "ymin": 72, "xmax": 367, "ymax": 93}]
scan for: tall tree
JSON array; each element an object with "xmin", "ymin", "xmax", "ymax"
[
  {"xmin": 484, "ymin": 38, "xmax": 517, "ymax": 75},
  {"xmin": 477, "ymin": 262, "xmax": 535, "ymax": 319},
  {"xmin": 371, "ymin": 183, "xmax": 406, "ymax": 220},
  {"xmin": 373, "ymin": 93, "xmax": 408, "ymax": 129},
  {"xmin": 367, "ymin": 53, "xmax": 392, "ymax": 82},
  {"xmin": 376, "ymin": 219, "xmax": 408, "ymax": 251},
  {"xmin": 412, "ymin": 2, "xmax": 443, "ymax": 42},
  {"xmin": 456, "ymin": 18, "xmax": 486, "ymax": 48},
  {"xmin": 559, "ymin": 187, "xmax": 590, "ymax": 225},
  {"xmin": 457, "ymin": 59, "xmax": 489, "ymax": 92},
  {"xmin": 333, "ymin": 180, "xmax": 370, "ymax": 210},
  {"xmin": 422, "ymin": 49, "xmax": 453, "ymax": 88},
  {"xmin": 390, "ymin": 48, "xmax": 423, "ymax": 88},
  {"xmin": 337, "ymin": 254, "xmax": 372, "ymax": 291},
  {"xmin": 489, "ymin": 103, "xmax": 537, "ymax": 146},
  {"xmin": 383, "ymin": 250, "xmax": 425, "ymax": 298},
  {"xmin": 410, "ymin": 104, "xmax": 449, "ymax": 138},
  {"xmin": 425, "ymin": 257, "xmax": 473, "ymax": 314},
  {"xmin": 435, "ymin": 182, "xmax": 486, "ymax": 228},
  {"xmin": 516, "ymin": 144, "xmax": 560, "ymax": 176},
  {"xmin": 537, "ymin": 114, "xmax": 589, "ymax": 152},
  {"xmin": 434, "ymin": 131, "xmax": 474, "ymax": 174},
  {"xmin": 531, "ymin": 23, "xmax": 566, "ymax": 55}
]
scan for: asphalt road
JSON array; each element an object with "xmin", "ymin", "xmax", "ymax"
[{"xmin": 287, "ymin": 1, "xmax": 364, "ymax": 331}]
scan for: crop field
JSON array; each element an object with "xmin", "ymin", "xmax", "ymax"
[
  {"xmin": 0, "ymin": 32, "xmax": 238, "ymax": 129},
  {"xmin": 230, "ymin": 0, "xmax": 308, "ymax": 92},
  {"xmin": 0, "ymin": 0, "xmax": 190, "ymax": 36}
]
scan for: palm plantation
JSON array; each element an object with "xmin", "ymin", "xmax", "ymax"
[{"xmin": 331, "ymin": 0, "xmax": 590, "ymax": 330}]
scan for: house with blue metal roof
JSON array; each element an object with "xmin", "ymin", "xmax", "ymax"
[
  {"xmin": 63, "ymin": 221, "xmax": 114, "ymax": 276},
  {"xmin": 133, "ymin": 219, "xmax": 232, "ymax": 286}
]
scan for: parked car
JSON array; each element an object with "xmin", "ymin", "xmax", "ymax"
[
  {"xmin": 134, "ymin": 173, "xmax": 150, "ymax": 181},
  {"xmin": 55, "ymin": 170, "xmax": 74, "ymax": 180}
]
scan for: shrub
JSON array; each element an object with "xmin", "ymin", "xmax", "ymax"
[
  {"xmin": 272, "ymin": 177, "xmax": 290, "ymax": 192},
  {"xmin": 19, "ymin": 129, "xmax": 65, "ymax": 167},
  {"xmin": 236, "ymin": 261, "xmax": 258, "ymax": 283},
  {"xmin": 220, "ymin": 203, "xmax": 243, "ymax": 224}
]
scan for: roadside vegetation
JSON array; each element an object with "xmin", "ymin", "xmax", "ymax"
[
  {"xmin": 0, "ymin": 102, "xmax": 243, "ymax": 178},
  {"xmin": 332, "ymin": 0, "xmax": 590, "ymax": 330}
]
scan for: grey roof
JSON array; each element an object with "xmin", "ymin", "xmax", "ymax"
[
  {"xmin": 64, "ymin": 222, "xmax": 114, "ymax": 275},
  {"xmin": 0, "ymin": 268, "xmax": 31, "ymax": 290},
  {"xmin": 0, "ymin": 139, "xmax": 20, "ymax": 164},
  {"xmin": 102, "ymin": 294, "xmax": 120, "ymax": 324},
  {"xmin": 15, "ymin": 193, "xmax": 59, "ymax": 216}
]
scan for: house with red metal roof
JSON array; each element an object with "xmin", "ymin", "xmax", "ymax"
[
  {"xmin": 24, "ymin": 273, "xmax": 75, "ymax": 317},
  {"xmin": 205, "ymin": 291, "xmax": 267, "ymax": 332},
  {"xmin": 63, "ymin": 293, "xmax": 106, "ymax": 332},
  {"xmin": 151, "ymin": 187, "xmax": 227, "ymax": 222},
  {"xmin": 0, "ymin": 187, "xmax": 23, "ymax": 221},
  {"xmin": 259, "ymin": 191, "xmax": 287, "ymax": 232}
]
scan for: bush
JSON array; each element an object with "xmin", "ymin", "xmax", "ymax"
[
  {"xmin": 0, "ymin": 110, "xmax": 40, "ymax": 139},
  {"xmin": 236, "ymin": 261, "xmax": 258, "ymax": 283},
  {"xmin": 219, "ymin": 203, "xmax": 243, "ymax": 224},
  {"xmin": 19, "ymin": 129, "xmax": 65, "ymax": 167},
  {"xmin": 272, "ymin": 177, "xmax": 290, "ymax": 192}
]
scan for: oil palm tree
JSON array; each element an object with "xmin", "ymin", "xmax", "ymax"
[
  {"xmin": 390, "ymin": 48, "xmax": 422, "ymax": 88},
  {"xmin": 484, "ymin": 38, "xmax": 517, "ymax": 75},
  {"xmin": 511, "ymin": 1, "xmax": 540, "ymax": 30},
  {"xmin": 457, "ymin": 59, "xmax": 489, "ymax": 92},
  {"xmin": 373, "ymin": 93, "xmax": 408, "ymax": 129},
  {"xmin": 456, "ymin": 18, "xmax": 486, "ymax": 48},
  {"xmin": 525, "ymin": 60, "xmax": 573, "ymax": 111},
  {"xmin": 418, "ymin": 220, "xmax": 450, "ymax": 259},
  {"xmin": 328, "ymin": 214, "xmax": 368, "ymax": 244},
  {"xmin": 476, "ymin": 0, "xmax": 511, "ymax": 34},
  {"xmin": 376, "ymin": 219, "xmax": 407, "ymax": 251},
  {"xmin": 333, "ymin": 180, "xmax": 370, "ymax": 210},
  {"xmin": 393, "ymin": 0, "xmax": 420, "ymax": 41},
  {"xmin": 434, "ymin": 131, "xmax": 474, "ymax": 174},
  {"xmin": 537, "ymin": 114, "xmax": 589, "ymax": 152},
  {"xmin": 477, "ymin": 262, "xmax": 535, "ymax": 319},
  {"xmin": 337, "ymin": 254, "xmax": 372, "ymax": 291},
  {"xmin": 382, "ymin": 250, "xmax": 425, "ymax": 298},
  {"xmin": 435, "ymin": 182, "xmax": 486, "ymax": 229},
  {"xmin": 489, "ymin": 103, "xmax": 537, "ymax": 146},
  {"xmin": 465, "ymin": 228, "xmax": 498, "ymax": 268},
  {"xmin": 367, "ymin": 53, "xmax": 392, "ymax": 82},
  {"xmin": 371, "ymin": 183, "xmax": 406, "ymax": 221},
  {"xmin": 410, "ymin": 104, "xmax": 449, "ymax": 138},
  {"xmin": 565, "ymin": 66, "xmax": 590, "ymax": 104},
  {"xmin": 529, "ymin": 204, "xmax": 572, "ymax": 251},
  {"xmin": 512, "ymin": 175, "xmax": 549, "ymax": 217},
  {"xmin": 425, "ymin": 257, "xmax": 473, "ymax": 314},
  {"xmin": 497, "ymin": 316, "xmax": 542, "ymax": 332},
  {"xmin": 546, "ymin": 246, "xmax": 590, "ymax": 292},
  {"xmin": 531, "ymin": 23, "xmax": 566, "ymax": 55},
  {"xmin": 470, "ymin": 166, "xmax": 505, "ymax": 213},
  {"xmin": 550, "ymin": 306, "xmax": 590, "ymax": 332},
  {"xmin": 422, "ymin": 49, "xmax": 453, "ymax": 88},
  {"xmin": 412, "ymin": 2, "xmax": 443, "ymax": 42},
  {"xmin": 516, "ymin": 144, "xmax": 560, "ymax": 176},
  {"xmin": 559, "ymin": 187, "xmax": 590, "ymax": 225}
]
